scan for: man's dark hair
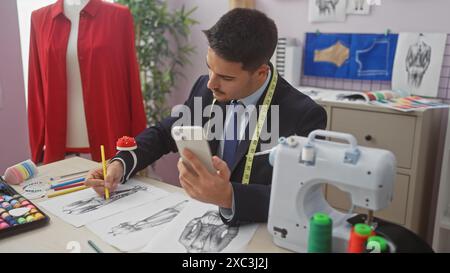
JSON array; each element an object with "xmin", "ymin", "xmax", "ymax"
[{"xmin": 203, "ymin": 8, "xmax": 278, "ymax": 72}]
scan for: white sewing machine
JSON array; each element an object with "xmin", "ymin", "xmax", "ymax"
[{"xmin": 267, "ymin": 130, "xmax": 396, "ymax": 253}]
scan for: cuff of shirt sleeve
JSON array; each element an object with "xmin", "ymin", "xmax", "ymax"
[
  {"xmin": 110, "ymin": 150, "xmax": 138, "ymax": 183},
  {"xmin": 219, "ymin": 186, "xmax": 235, "ymax": 220},
  {"xmin": 109, "ymin": 158, "xmax": 126, "ymax": 184}
]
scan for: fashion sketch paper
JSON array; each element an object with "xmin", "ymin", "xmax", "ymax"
[
  {"xmin": 309, "ymin": 0, "xmax": 347, "ymax": 23},
  {"xmin": 40, "ymin": 179, "xmax": 169, "ymax": 227},
  {"xmin": 86, "ymin": 194, "xmax": 190, "ymax": 252},
  {"xmin": 392, "ymin": 32, "xmax": 447, "ymax": 97},
  {"xmin": 140, "ymin": 200, "xmax": 259, "ymax": 253}
]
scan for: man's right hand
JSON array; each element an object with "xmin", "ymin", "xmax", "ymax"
[{"xmin": 85, "ymin": 160, "xmax": 124, "ymax": 197}]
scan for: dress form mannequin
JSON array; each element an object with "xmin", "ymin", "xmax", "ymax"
[
  {"xmin": 28, "ymin": 0, "xmax": 147, "ymax": 163},
  {"xmin": 64, "ymin": 0, "xmax": 90, "ymax": 151}
]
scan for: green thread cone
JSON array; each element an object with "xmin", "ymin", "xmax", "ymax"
[{"xmin": 308, "ymin": 212, "xmax": 332, "ymax": 253}]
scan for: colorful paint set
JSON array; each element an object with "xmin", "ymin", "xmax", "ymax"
[{"xmin": 0, "ymin": 177, "xmax": 49, "ymax": 239}]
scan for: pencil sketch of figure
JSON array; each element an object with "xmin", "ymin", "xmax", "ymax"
[
  {"xmin": 353, "ymin": 0, "xmax": 365, "ymax": 11},
  {"xmin": 316, "ymin": 0, "xmax": 339, "ymax": 15},
  {"xmin": 178, "ymin": 210, "xmax": 239, "ymax": 253},
  {"xmin": 62, "ymin": 185, "xmax": 148, "ymax": 215},
  {"xmin": 367, "ymin": 0, "xmax": 381, "ymax": 6},
  {"xmin": 108, "ymin": 200, "xmax": 189, "ymax": 236},
  {"xmin": 405, "ymin": 34, "xmax": 431, "ymax": 88}
]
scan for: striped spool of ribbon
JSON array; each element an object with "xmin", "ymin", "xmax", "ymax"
[{"xmin": 3, "ymin": 159, "xmax": 38, "ymax": 185}]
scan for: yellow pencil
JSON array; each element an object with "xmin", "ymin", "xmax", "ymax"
[
  {"xmin": 100, "ymin": 145, "xmax": 110, "ymax": 200},
  {"xmin": 47, "ymin": 185, "xmax": 88, "ymax": 198}
]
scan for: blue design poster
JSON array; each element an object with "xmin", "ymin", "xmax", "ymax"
[
  {"xmin": 349, "ymin": 34, "xmax": 398, "ymax": 80},
  {"xmin": 304, "ymin": 33, "xmax": 398, "ymax": 80},
  {"xmin": 304, "ymin": 33, "xmax": 351, "ymax": 78}
]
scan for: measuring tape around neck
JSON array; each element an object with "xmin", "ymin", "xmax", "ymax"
[{"xmin": 207, "ymin": 66, "xmax": 278, "ymax": 185}]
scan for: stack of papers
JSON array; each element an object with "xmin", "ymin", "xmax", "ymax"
[{"xmin": 39, "ymin": 179, "xmax": 258, "ymax": 252}]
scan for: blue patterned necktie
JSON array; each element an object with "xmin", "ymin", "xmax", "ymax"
[{"xmin": 222, "ymin": 101, "xmax": 240, "ymax": 169}]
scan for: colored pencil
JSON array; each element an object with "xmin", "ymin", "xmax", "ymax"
[
  {"xmin": 50, "ymin": 170, "xmax": 89, "ymax": 181},
  {"xmin": 52, "ymin": 174, "xmax": 86, "ymax": 184},
  {"xmin": 53, "ymin": 182, "xmax": 85, "ymax": 191},
  {"xmin": 50, "ymin": 177, "xmax": 85, "ymax": 189},
  {"xmin": 100, "ymin": 145, "xmax": 109, "ymax": 200},
  {"xmin": 47, "ymin": 185, "xmax": 88, "ymax": 198},
  {"xmin": 88, "ymin": 240, "xmax": 103, "ymax": 253}
]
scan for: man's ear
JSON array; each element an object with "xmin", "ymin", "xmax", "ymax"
[{"xmin": 256, "ymin": 64, "xmax": 270, "ymax": 79}]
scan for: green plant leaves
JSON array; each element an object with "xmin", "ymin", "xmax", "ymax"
[{"xmin": 117, "ymin": 0, "xmax": 198, "ymax": 125}]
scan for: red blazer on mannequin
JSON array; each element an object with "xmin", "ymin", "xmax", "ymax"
[{"xmin": 28, "ymin": 0, "xmax": 146, "ymax": 164}]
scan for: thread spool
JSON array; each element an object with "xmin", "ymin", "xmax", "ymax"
[
  {"xmin": 366, "ymin": 235, "xmax": 388, "ymax": 253},
  {"xmin": 301, "ymin": 144, "xmax": 315, "ymax": 165},
  {"xmin": 3, "ymin": 160, "xmax": 38, "ymax": 185},
  {"xmin": 307, "ymin": 212, "xmax": 333, "ymax": 253},
  {"xmin": 347, "ymin": 223, "xmax": 374, "ymax": 253}
]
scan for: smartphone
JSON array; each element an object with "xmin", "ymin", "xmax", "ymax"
[{"xmin": 171, "ymin": 126, "xmax": 216, "ymax": 174}]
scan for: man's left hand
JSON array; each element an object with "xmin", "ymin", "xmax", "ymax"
[{"xmin": 177, "ymin": 148, "xmax": 233, "ymax": 208}]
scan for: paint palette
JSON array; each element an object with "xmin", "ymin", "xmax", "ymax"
[{"xmin": 0, "ymin": 177, "xmax": 49, "ymax": 239}]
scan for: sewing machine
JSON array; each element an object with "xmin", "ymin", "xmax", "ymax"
[{"xmin": 267, "ymin": 129, "xmax": 397, "ymax": 253}]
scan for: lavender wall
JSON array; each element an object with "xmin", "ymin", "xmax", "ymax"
[
  {"xmin": 0, "ymin": 0, "xmax": 30, "ymax": 174},
  {"xmin": 259, "ymin": 0, "xmax": 450, "ymax": 37},
  {"xmin": 152, "ymin": 0, "xmax": 229, "ymax": 185},
  {"xmin": 156, "ymin": 0, "xmax": 450, "ymax": 186}
]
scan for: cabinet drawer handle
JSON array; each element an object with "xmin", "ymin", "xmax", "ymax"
[{"xmin": 365, "ymin": 135, "xmax": 372, "ymax": 141}]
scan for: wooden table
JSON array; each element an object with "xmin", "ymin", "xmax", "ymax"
[{"xmin": 0, "ymin": 157, "xmax": 287, "ymax": 253}]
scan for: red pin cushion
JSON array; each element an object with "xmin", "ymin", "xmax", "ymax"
[{"xmin": 116, "ymin": 136, "xmax": 137, "ymax": 151}]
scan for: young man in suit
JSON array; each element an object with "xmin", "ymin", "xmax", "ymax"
[{"xmin": 86, "ymin": 8, "xmax": 327, "ymax": 225}]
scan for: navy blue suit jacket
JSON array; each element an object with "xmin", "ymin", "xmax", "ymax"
[{"xmin": 114, "ymin": 71, "xmax": 327, "ymax": 225}]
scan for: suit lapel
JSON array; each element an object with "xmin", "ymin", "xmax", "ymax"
[{"xmin": 231, "ymin": 138, "xmax": 251, "ymax": 173}]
